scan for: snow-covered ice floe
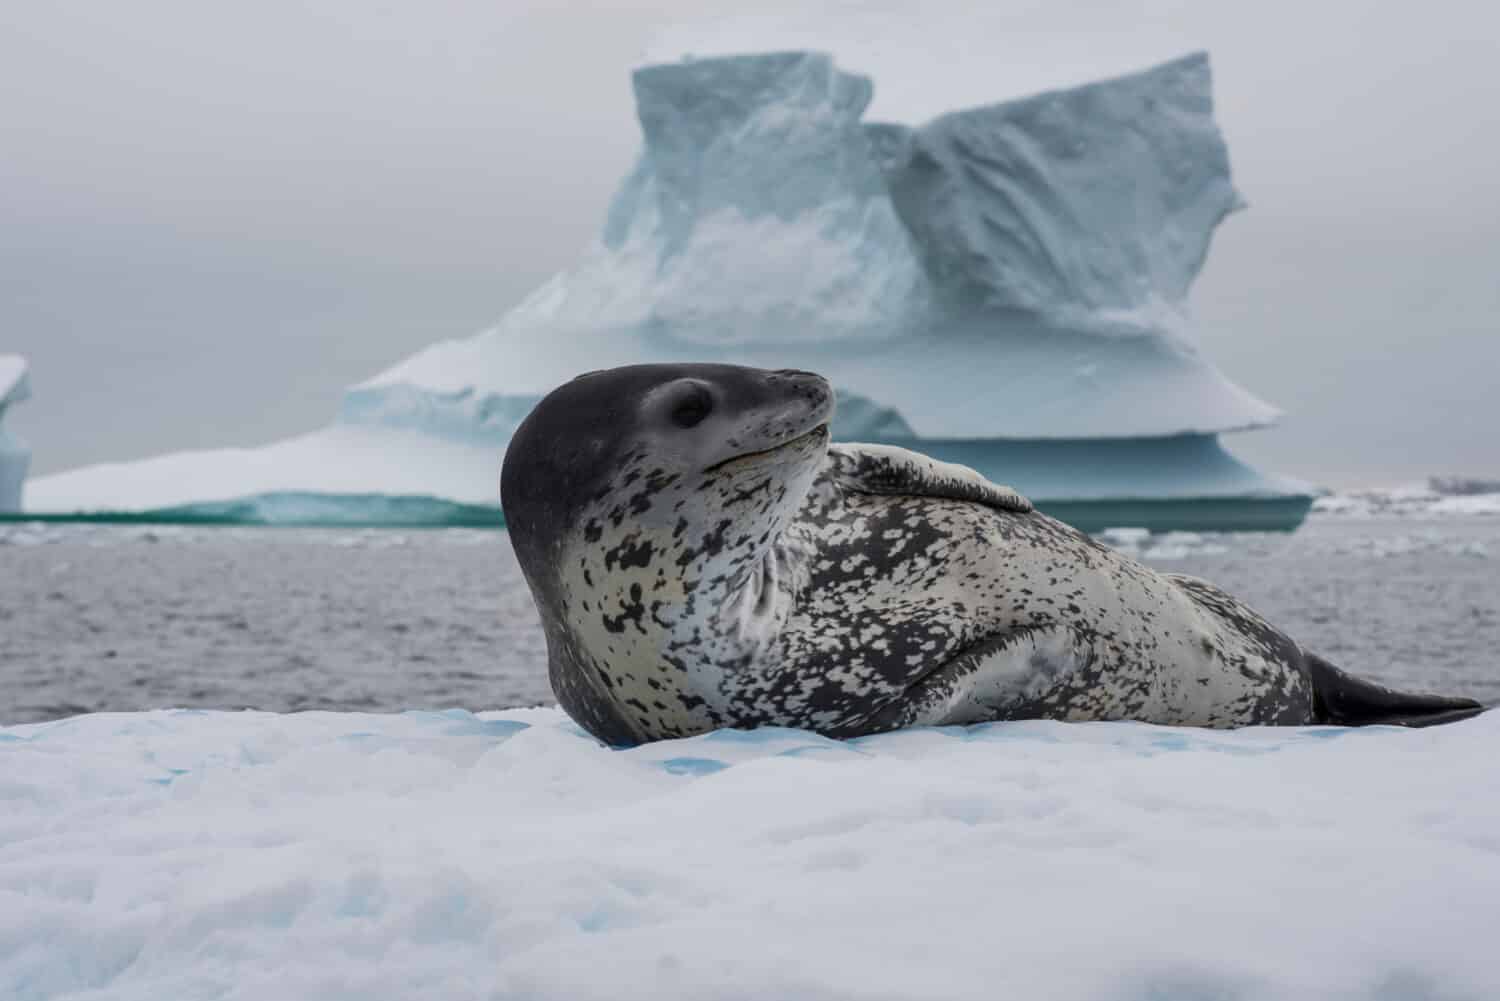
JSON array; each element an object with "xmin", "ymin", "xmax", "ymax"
[
  {"xmin": 1315, "ymin": 481, "xmax": 1500, "ymax": 520},
  {"xmin": 4, "ymin": 707, "xmax": 1497, "ymax": 1001},
  {"xmin": 0, "ymin": 355, "xmax": 30, "ymax": 513},
  {"xmin": 25, "ymin": 51, "xmax": 1311, "ymax": 531},
  {"xmin": 1092, "ymin": 527, "xmax": 1230, "ymax": 560}
]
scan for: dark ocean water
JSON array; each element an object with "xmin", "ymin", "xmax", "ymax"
[{"xmin": 2, "ymin": 517, "xmax": 1496, "ymax": 724}]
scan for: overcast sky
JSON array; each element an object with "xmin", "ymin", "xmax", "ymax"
[{"xmin": 3, "ymin": 0, "xmax": 1496, "ymax": 486}]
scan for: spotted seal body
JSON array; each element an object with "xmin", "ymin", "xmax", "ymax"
[{"xmin": 500, "ymin": 364, "xmax": 1483, "ymax": 745}]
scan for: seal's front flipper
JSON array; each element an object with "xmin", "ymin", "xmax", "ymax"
[
  {"xmin": 1308, "ymin": 655, "xmax": 1485, "ymax": 727},
  {"xmin": 827, "ymin": 442, "xmax": 1032, "ymax": 514}
]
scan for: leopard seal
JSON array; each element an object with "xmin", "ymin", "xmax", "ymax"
[{"xmin": 500, "ymin": 363, "xmax": 1484, "ymax": 745}]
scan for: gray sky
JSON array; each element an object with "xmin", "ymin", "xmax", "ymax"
[{"xmin": 3, "ymin": 1, "xmax": 1496, "ymax": 487}]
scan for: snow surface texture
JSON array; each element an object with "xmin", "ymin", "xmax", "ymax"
[
  {"xmin": 28, "ymin": 50, "xmax": 1300, "ymax": 519},
  {"xmin": 4, "ymin": 707, "xmax": 1497, "ymax": 1001},
  {"xmin": 0, "ymin": 355, "xmax": 31, "ymax": 512}
]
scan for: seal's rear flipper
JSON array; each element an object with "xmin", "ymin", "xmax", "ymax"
[{"xmin": 1308, "ymin": 655, "xmax": 1485, "ymax": 728}]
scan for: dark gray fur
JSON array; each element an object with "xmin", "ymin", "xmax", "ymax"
[{"xmin": 501, "ymin": 364, "xmax": 1483, "ymax": 745}]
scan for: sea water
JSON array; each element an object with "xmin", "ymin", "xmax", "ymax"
[{"xmin": 2, "ymin": 517, "xmax": 1496, "ymax": 724}]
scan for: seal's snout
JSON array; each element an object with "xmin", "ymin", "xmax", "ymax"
[{"xmin": 766, "ymin": 367, "xmax": 834, "ymax": 427}]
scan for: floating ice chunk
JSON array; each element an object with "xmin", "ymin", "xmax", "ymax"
[
  {"xmin": 1093, "ymin": 526, "xmax": 1230, "ymax": 560},
  {"xmin": 1097, "ymin": 526, "xmax": 1153, "ymax": 548},
  {"xmin": 1314, "ymin": 484, "xmax": 1500, "ymax": 519}
]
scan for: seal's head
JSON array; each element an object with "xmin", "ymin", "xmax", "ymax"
[
  {"xmin": 502, "ymin": 364, "xmax": 833, "ymax": 563},
  {"xmin": 501, "ymin": 364, "xmax": 833, "ymax": 743}
]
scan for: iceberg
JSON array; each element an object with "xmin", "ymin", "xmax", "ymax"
[
  {"xmin": 3, "ymin": 706, "xmax": 1497, "ymax": 1000},
  {"xmin": 0, "ymin": 355, "xmax": 30, "ymax": 513},
  {"xmin": 26, "ymin": 51, "xmax": 1312, "ymax": 531}
]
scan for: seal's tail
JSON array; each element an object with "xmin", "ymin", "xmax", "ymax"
[{"xmin": 1307, "ymin": 654, "xmax": 1485, "ymax": 728}]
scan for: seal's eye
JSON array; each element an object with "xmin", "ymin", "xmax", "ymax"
[{"xmin": 670, "ymin": 385, "xmax": 713, "ymax": 429}]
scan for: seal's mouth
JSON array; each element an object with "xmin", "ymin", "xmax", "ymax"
[{"xmin": 705, "ymin": 423, "xmax": 829, "ymax": 473}]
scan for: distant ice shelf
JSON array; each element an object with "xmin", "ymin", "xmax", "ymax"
[
  {"xmin": 23, "ymin": 424, "xmax": 507, "ymax": 526},
  {"xmin": 25, "ymin": 51, "xmax": 1312, "ymax": 530},
  {"xmin": 0, "ymin": 355, "xmax": 31, "ymax": 513}
]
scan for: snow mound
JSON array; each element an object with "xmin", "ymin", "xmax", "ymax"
[
  {"xmin": 0, "ymin": 354, "xmax": 31, "ymax": 512},
  {"xmin": 4, "ymin": 707, "xmax": 1496, "ymax": 1001}
]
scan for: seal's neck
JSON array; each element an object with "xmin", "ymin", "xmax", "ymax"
[
  {"xmin": 652, "ymin": 464, "xmax": 813, "ymax": 651},
  {"xmin": 558, "ymin": 455, "xmax": 820, "ymax": 733},
  {"xmin": 700, "ymin": 522, "xmax": 813, "ymax": 651}
]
